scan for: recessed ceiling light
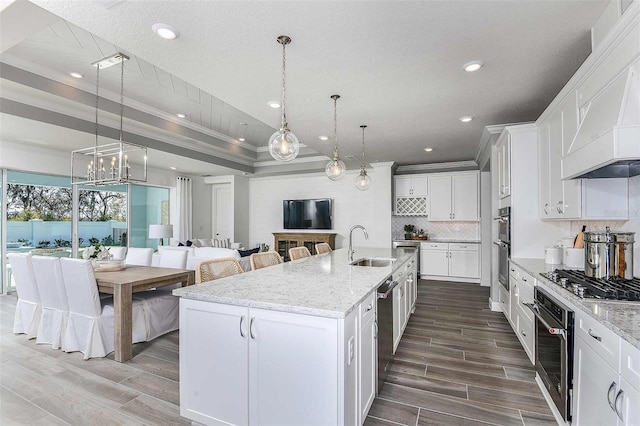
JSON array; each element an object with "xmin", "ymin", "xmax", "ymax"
[
  {"xmin": 424, "ymin": 148, "xmax": 433, "ymax": 152},
  {"xmin": 267, "ymin": 101, "xmax": 281, "ymax": 109},
  {"xmin": 462, "ymin": 61, "xmax": 483, "ymax": 72},
  {"xmin": 152, "ymin": 23, "xmax": 179, "ymax": 40},
  {"xmin": 169, "ymin": 166, "xmax": 177, "ymax": 170},
  {"xmin": 238, "ymin": 137, "xmax": 246, "ymax": 142},
  {"xmin": 176, "ymin": 113, "xmax": 186, "ymax": 118},
  {"xmin": 459, "ymin": 116, "xmax": 474, "ymax": 123},
  {"xmin": 318, "ymin": 135, "xmax": 329, "ymax": 141},
  {"xmin": 70, "ymin": 72, "xmax": 83, "ymax": 78}
]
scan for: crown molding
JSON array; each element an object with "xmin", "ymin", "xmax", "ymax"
[{"xmin": 395, "ymin": 161, "xmax": 478, "ymax": 174}]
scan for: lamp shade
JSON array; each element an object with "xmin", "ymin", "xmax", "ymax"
[{"xmin": 149, "ymin": 224, "xmax": 173, "ymax": 239}]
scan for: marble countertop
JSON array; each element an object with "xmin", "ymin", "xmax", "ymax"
[
  {"xmin": 510, "ymin": 258, "xmax": 640, "ymax": 349},
  {"xmin": 173, "ymin": 247, "xmax": 417, "ymax": 319},
  {"xmin": 394, "ymin": 239, "xmax": 480, "ymax": 244}
]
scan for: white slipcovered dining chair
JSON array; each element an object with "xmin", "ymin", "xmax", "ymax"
[
  {"xmin": 107, "ymin": 246, "xmax": 127, "ymax": 260},
  {"xmin": 158, "ymin": 249, "xmax": 188, "ymax": 269},
  {"xmin": 59, "ymin": 258, "xmax": 148, "ymax": 359},
  {"xmin": 8, "ymin": 253, "xmax": 41, "ymax": 339},
  {"xmin": 32, "ymin": 256, "xmax": 68, "ymax": 349},
  {"xmin": 125, "ymin": 247, "xmax": 153, "ymax": 266}
]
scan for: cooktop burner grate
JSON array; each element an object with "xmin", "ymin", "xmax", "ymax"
[{"xmin": 541, "ymin": 269, "xmax": 640, "ymax": 301}]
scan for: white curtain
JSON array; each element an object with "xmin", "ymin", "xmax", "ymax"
[{"xmin": 176, "ymin": 177, "xmax": 192, "ymax": 242}]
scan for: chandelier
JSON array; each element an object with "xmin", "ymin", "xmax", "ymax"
[
  {"xmin": 355, "ymin": 125, "xmax": 372, "ymax": 191},
  {"xmin": 268, "ymin": 35, "xmax": 300, "ymax": 161},
  {"xmin": 325, "ymin": 94, "xmax": 346, "ymax": 180},
  {"xmin": 71, "ymin": 52, "xmax": 147, "ymax": 186}
]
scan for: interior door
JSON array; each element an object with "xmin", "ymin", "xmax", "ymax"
[{"xmin": 212, "ymin": 184, "xmax": 232, "ymax": 241}]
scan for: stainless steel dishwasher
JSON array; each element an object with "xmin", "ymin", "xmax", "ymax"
[{"xmin": 377, "ymin": 275, "xmax": 398, "ymax": 393}]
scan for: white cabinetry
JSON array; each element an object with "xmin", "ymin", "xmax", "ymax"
[
  {"xmin": 538, "ymin": 96, "xmax": 628, "ymax": 220},
  {"xmin": 358, "ymin": 292, "xmax": 376, "ymax": 422},
  {"xmin": 507, "ymin": 264, "xmax": 535, "ymax": 363},
  {"xmin": 420, "ymin": 242, "xmax": 480, "ymax": 282},
  {"xmin": 392, "ymin": 276, "xmax": 407, "ymax": 352},
  {"xmin": 394, "ymin": 175, "xmax": 428, "ymax": 216},
  {"xmin": 180, "ymin": 298, "xmax": 352, "ymax": 426},
  {"xmin": 428, "ymin": 172, "xmax": 479, "ymax": 221},
  {"xmin": 573, "ymin": 309, "xmax": 640, "ymax": 426},
  {"xmin": 496, "ymin": 134, "xmax": 511, "ymax": 203}
]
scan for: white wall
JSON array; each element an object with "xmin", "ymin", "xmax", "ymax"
[
  {"xmin": 248, "ymin": 164, "xmax": 393, "ymax": 250},
  {"xmin": 190, "ymin": 176, "xmax": 212, "ymax": 238}
]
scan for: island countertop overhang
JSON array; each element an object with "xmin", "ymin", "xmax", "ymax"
[{"xmin": 172, "ymin": 247, "xmax": 417, "ymax": 318}]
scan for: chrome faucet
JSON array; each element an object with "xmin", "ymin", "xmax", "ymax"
[{"xmin": 349, "ymin": 225, "xmax": 369, "ymax": 262}]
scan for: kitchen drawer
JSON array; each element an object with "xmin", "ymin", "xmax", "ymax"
[
  {"xmin": 515, "ymin": 303, "xmax": 534, "ymax": 364},
  {"xmin": 509, "ymin": 264, "xmax": 520, "ymax": 280},
  {"xmin": 359, "ymin": 291, "xmax": 376, "ymax": 325},
  {"xmin": 448, "ymin": 243, "xmax": 478, "ymax": 252},
  {"xmin": 420, "ymin": 242, "xmax": 448, "ymax": 251},
  {"xmin": 518, "ymin": 272, "xmax": 535, "ymax": 295},
  {"xmin": 621, "ymin": 339, "xmax": 640, "ymax": 393},
  {"xmin": 576, "ymin": 311, "xmax": 621, "ymax": 370}
]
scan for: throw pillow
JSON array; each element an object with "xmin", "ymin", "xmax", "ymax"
[{"xmin": 238, "ymin": 247, "xmax": 260, "ymax": 257}]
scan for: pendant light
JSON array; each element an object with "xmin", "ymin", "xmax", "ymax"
[
  {"xmin": 71, "ymin": 52, "xmax": 147, "ymax": 186},
  {"xmin": 325, "ymin": 94, "xmax": 346, "ymax": 180},
  {"xmin": 268, "ymin": 35, "xmax": 299, "ymax": 162},
  {"xmin": 355, "ymin": 125, "xmax": 372, "ymax": 191}
]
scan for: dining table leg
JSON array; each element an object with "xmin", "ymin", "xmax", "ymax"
[{"xmin": 113, "ymin": 282, "xmax": 133, "ymax": 362}]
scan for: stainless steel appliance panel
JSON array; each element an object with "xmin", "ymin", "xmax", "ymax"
[
  {"xmin": 376, "ymin": 277, "xmax": 398, "ymax": 393},
  {"xmin": 584, "ymin": 227, "xmax": 635, "ymax": 280},
  {"xmin": 497, "ymin": 206, "xmax": 511, "ymax": 244},
  {"xmin": 495, "ymin": 241, "xmax": 510, "ymax": 290},
  {"xmin": 392, "ymin": 240, "xmax": 421, "ymax": 274}
]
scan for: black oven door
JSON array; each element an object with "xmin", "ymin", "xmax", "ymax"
[
  {"xmin": 525, "ymin": 296, "xmax": 574, "ymax": 422},
  {"xmin": 495, "ymin": 241, "xmax": 510, "ymax": 291}
]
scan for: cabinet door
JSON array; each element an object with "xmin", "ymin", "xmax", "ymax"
[
  {"xmin": 502, "ymin": 136, "xmax": 511, "ymax": 198},
  {"xmin": 448, "ymin": 250, "xmax": 479, "ymax": 278},
  {"xmin": 538, "ymin": 125, "xmax": 552, "ymax": 218},
  {"xmin": 428, "ymin": 175, "xmax": 452, "ymax": 220},
  {"xmin": 180, "ymin": 300, "xmax": 249, "ymax": 426},
  {"xmin": 395, "ymin": 177, "xmax": 412, "ymax": 197},
  {"xmin": 393, "ymin": 281, "xmax": 406, "ymax": 352},
  {"xmin": 411, "ymin": 176, "xmax": 428, "ymax": 197},
  {"xmin": 404, "ymin": 276, "xmax": 411, "ymax": 326},
  {"xmin": 548, "ymin": 111, "xmax": 564, "ymax": 218},
  {"xmin": 497, "ymin": 143, "xmax": 504, "ymax": 198},
  {"xmin": 618, "ymin": 379, "xmax": 640, "ymax": 426},
  {"xmin": 573, "ymin": 336, "xmax": 619, "ymax": 426},
  {"xmin": 359, "ymin": 314, "xmax": 376, "ymax": 421},
  {"xmin": 509, "ymin": 280, "xmax": 519, "ymax": 327},
  {"xmin": 249, "ymin": 309, "xmax": 339, "ymax": 425},
  {"xmin": 420, "ymin": 249, "xmax": 449, "ymax": 276},
  {"xmin": 452, "ymin": 174, "xmax": 479, "ymax": 221}
]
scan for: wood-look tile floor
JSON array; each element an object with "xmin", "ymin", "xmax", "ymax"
[
  {"xmin": 1, "ymin": 280, "xmax": 557, "ymax": 425},
  {"xmin": 365, "ymin": 280, "xmax": 557, "ymax": 426}
]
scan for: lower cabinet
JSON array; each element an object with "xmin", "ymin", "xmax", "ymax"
[
  {"xmin": 359, "ymin": 295, "xmax": 376, "ymax": 421},
  {"xmin": 420, "ymin": 242, "xmax": 480, "ymax": 281},
  {"xmin": 506, "ymin": 264, "xmax": 535, "ymax": 363},
  {"xmin": 180, "ymin": 298, "xmax": 355, "ymax": 425},
  {"xmin": 573, "ymin": 309, "xmax": 640, "ymax": 425},
  {"xmin": 393, "ymin": 277, "xmax": 407, "ymax": 352}
]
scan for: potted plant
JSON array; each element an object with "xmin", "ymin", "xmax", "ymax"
[{"xmin": 403, "ymin": 224, "xmax": 416, "ymax": 240}]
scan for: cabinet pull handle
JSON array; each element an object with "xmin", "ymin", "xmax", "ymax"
[
  {"xmin": 510, "ymin": 268, "xmax": 515, "ymax": 272},
  {"xmin": 239, "ymin": 316, "xmax": 246, "ymax": 338},
  {"xmin": 614, "ymin": 389, "xmax": 624, "ymax": 421},
  {"xmin": 521, "ymin": 329, "xmax": 526, "ymax": 337},
  {"xmin": 522, "ymin": 277, "xmax": 527, "ymax": 282},
  {"xmin": 365, "ymin": 304, "xmax": 373, "ymax": 312},
  {"xmin": 249, "ymin": 317, "xmax": 256, "ymax": 339},
  {"xmin": 588, "ymin": 328, "xmax": 602, "ymax": 342},
  {"xmin": 544, "ymin": 203, "xmax": 549, "ymax": 215},
  {"xmin": 374, "ymin": 319, "xmax": 378, "ymax": 339},
  {"xmin": 607, "ymin": 381, "xmax": 617, "ymax": 411}
]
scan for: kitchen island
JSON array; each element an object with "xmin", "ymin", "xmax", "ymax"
[{"xmin": 173, "ymin": 247, "xmax": 417, "ymax": 426}]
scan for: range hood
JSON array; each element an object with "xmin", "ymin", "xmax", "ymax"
[{"xmin": 563, "ymin": 59, "xmax": 640, "ymax": 179}]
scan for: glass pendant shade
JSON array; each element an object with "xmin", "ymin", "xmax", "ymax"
[
  {"xmin": 268, "ymin": 125, "xmax": 299, "ymax": 162},
  {"xmin": 355, "ymin": 169, "xmax": 371, "ymax": 191},
  {"xmin": 326, "ymin": 157, "xmax": 346, "ymax": 181}
]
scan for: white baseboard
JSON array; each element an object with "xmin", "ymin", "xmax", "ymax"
[
  {"xmin": 488, "ymin": 298, "xmax": 501, "ymax": 312},
  {"xmin": 420, "ymin": 275, "xmax": 480, "ymax": 284}
]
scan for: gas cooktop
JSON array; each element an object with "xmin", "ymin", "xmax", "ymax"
[{"xmin": 540, "ymin": 269, "xmax": 640, "ymax": 301}]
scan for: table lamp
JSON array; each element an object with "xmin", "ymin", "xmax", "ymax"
[{"xmin": 149, "ymin": 224, "xmax": 173, "ymax": 246}]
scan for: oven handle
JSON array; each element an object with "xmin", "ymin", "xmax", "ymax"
[
  {"xmin": 493, "ymin": 241, "xmax": 507, "ymax": 247},
  {"xmin": 523, "ymin": 302, "xmax": 567, "ymax": 339}
]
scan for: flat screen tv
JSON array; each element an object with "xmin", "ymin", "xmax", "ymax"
[{"xmin": 283, "ymin": 198, "xmax": 333, "ymax": 230}]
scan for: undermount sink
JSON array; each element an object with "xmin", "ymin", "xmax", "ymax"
[{"xmin": 350, "ymin": 257, "xmax": 396, "ymax": 267}]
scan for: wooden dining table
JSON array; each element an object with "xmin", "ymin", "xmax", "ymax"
[{"xmin": 94, "ymin": 266, "xmax": 195, "ymax": 362}]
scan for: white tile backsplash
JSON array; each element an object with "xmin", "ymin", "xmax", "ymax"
[{"xmin": 392, "ymin": 216, "xmax": 479, "ymax": 240}]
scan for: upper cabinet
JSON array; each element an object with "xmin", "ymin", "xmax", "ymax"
[
  {"xmin": 394, "ymin": 175, "xmax": 428, "ymax": 216},
  {"xmin": 394, "ymin": 172, "xmax": 479, "ymax": 221},
  {"xmin": 429, "ymin": 172, "xmax": 479, "ymax": 221},
  {"xmin": 496, "ymin": 134, "xmax": 511, "ymax": 203}
]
